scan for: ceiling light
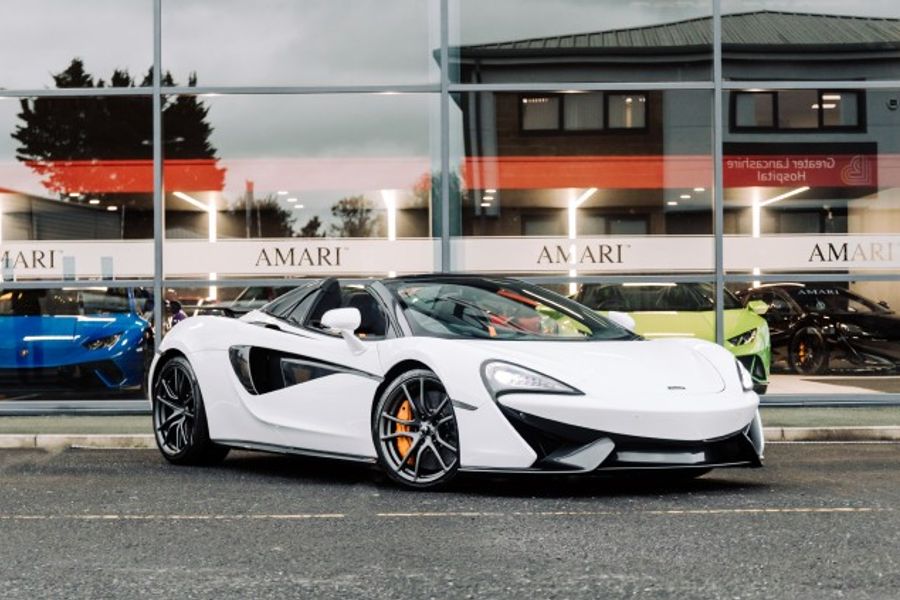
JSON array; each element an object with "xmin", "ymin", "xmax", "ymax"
[
  {"xmin": 88, "ymin": 199, "xmax": 100, "ymax": 205},
  {"xmin": 822, "ymin": 103, "xmax": 836, "ymax": 109},
  {"xmin": 667, "ymin": 201, "xmax": 679, "ymax": 206},
  {"xmin": 482, "ymin": 195, "xmax": 495, "ymax": 201},
  {"xmin": 286, "ymin": 197, "xmax": 298, "ymax": 203},
  {"xmin": 277, "ymin": 190, "xmax": 288, "ymax": 195},
  {"xmin": 68, "ymin": 192, "xmax": 82, "ymax": 197},
  {"xmin": 693, "ymin": 187, "xmax": 705, "ymax": 192},
  {"xmin": 106, "ymin": 205, "xmax": 118, "ymax": 211},
  {"xmin": 759, "ymin": 186, "xmax": 810, "ymax": 207},
  {"xmin": 485, "ymin": 189, "xmax": 496, "ymax": 194},
  {"xmin": 625, "ymin": 97, "xmax": 633, "ymax": 104},
  {"xmin": 480, "ymin": 202, "xmax": 491, "ymax": 207},
  {"xmin": 822, "ymin": 94, "xmax": 841, "ymax": 101},
  {"xmin": 679, "ymin": 194, "xmax": 691, "ymax": 199},
  {"xmin": 294, "ymin": 204, "xmax": 305, "ymax": 209},
  {"xmin": 811, "ymin": 104, "xmax": 820, "ymax": 109}
]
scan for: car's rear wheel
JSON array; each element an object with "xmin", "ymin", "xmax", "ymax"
[
  {"xmin": 373, "ymin": 369, "xmax": 459, "ymax": 489},
  {"xmin": 152, "ymin": 356, "xmax": 228, "ymax": 465},
  {"xmin": 789, "ymin": 327, "xmax": 829, "ymax": 374}
]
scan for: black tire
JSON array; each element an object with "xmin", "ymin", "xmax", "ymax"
[
  {"xmin": 754, "ymin": 383, "xmax": 768, "ymax": 395},
  {"xmin": 788, "ymin": 327, "xmax": 829, "ymax": 375},
  {"xmin": 152, "ymin": 356, "xmax": 229, "ymax": 465},
  {"xmin": 372, "ymin": 369, "xmax": 460, "ymax": 489}
]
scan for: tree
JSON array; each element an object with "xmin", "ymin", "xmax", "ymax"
[
  {"xmin": 329, "ymin": 195, "xmax": 385, "ymax": 237},
  {"xmin": 298, "ymin": 216, "xmax": 325, "ymax": 238},
  {"xmin": 12, "ymin": 58, "xmax": 224, "ymax": 196},
  {"xmin": 228, "ymin": 194, "xmax": 296, "ymax": 238}
]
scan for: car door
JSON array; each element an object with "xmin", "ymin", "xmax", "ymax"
[{"xmin": 238, "ymin": 279, "xmax": 388, "ymax": 458}]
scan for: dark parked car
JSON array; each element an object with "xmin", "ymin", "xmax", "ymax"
[{"xmin": 737, "ymin": 284, "xmax": 900, "ymax": 375}]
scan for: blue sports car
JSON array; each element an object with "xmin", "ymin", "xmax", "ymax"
[{"xmin": 0, "ymin": 287, "xmax": 152, "ymax": 394}]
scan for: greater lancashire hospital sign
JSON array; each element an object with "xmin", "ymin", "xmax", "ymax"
[{"xmin": 3, "ymin": 236, "xmax": 900, "ymax": 280}]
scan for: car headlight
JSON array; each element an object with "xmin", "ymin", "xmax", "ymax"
[
  {"xmin": 82, "ymin": 333, "xmax": 122, "ymax": 350},
  {"xmin": 728, "ymin": 328, "xmax": 758, "ymax": 347},
  {"xmin": 481, "ymin": 361, "xmax": 582, "ymax": 398},
  {"xmin": 736, "ymin": 359, "xmax": 754, "ymax": 392}
]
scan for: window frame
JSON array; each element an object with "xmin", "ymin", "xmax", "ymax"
[
  {"xmin": 730, "ymin": 89, "xmax": 866, "ymax": 133},
  {"xmin": 519, "ymin": 91, "xmax": 649, "ymax": 134}
]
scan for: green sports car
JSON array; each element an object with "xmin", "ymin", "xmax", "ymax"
[{"xmin": 574, "ymin": 282, "xmax": 771, "ymax": 394}]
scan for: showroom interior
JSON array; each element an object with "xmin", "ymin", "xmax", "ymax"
[{"xmin": 2, "ymin": 0, "xmax": 900, "ymax": 401}]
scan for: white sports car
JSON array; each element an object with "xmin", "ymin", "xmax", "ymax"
[{"xmin": 149, "ymin": 275, "xmax": 764, "ymax": 489}]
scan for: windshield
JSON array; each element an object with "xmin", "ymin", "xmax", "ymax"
[
  {"xmin": 386, "ymin": 278, "xmax": 636, "ymax": 341},
  {"xmin": 788, "ymin": 287, "xmax": 886, "ymax": 315},
  {"xmin": 577, "ymin": 282, "xmax": 742, "ymax": 312},
  {"xmin": 0, "ymin": 288, "xmax": 132, "ymax": 316}
]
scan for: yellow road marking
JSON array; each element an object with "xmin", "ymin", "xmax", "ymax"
[{"xmin": 0, "ymin": 507, "xmax": 890, "ymax": 521}]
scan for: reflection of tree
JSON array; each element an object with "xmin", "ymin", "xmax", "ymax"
[
  {"xmin": 330, "ymin": 195, "xmax": 385, "ymax": 237},
  {"xmin": 12, "ymin": 58, "xmax": 224, "ymax": 196},
  {"xmin": 229, "ymin": 194, "xmax": 295, "ymax": 238},
  {"xmin": 298, "ymin": 216, "xmax": 325, "ymax": 238}
]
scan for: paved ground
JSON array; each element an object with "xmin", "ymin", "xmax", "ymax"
[{"xmin": 1, "ymin": 444, "xmax": 898, "ymax": 599}]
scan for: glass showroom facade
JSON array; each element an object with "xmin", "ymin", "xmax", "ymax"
[{"xmin": 2, "ymin": 0, "xmax": 900, "ymax": 402}]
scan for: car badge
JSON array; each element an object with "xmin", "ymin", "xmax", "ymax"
[{"xmin": 667, "ymin": 385, "xmax": 686, "ymax": 391}]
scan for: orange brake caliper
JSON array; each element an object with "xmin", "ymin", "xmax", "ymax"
[{"xmin": 395, "ymin": 400, "xmax": 413, "ymax": 460}]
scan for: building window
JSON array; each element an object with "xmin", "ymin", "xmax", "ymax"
[
  {"xmin": 520, "ymin": 92, "xmax": 646, "ymax": 132},
  {"xmin": 732, "ymin": 90, "xmax": 863, "ymax": 131}
]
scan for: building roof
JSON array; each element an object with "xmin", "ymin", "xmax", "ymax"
[{"xmin": 460, "ymin": 10, "xmax": 900, "ymax": 55}]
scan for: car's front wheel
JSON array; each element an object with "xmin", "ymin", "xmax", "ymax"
[
  {"xmin": 152, "ymin": 356, "xmax": 229, "ymax": 465},
  {"xmin": 373, "ymin": 369, "xmax": 460, "ymax": 489},
  {"xmin": 789, "ymin": 327, "xmax": 829, "ymax": 375}
]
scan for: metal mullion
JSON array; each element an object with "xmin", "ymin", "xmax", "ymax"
[
  {"xmin": 449, "ymin": 81, "xmax": 714, "ymax": 93},
  {"xmin": 713, "ymin": 0, "xmax": 725, "ymax": 346},
  {"xmin": 439, "ymin": 0, "xmax": 450, "ymax": 272},
  {"xmin": 0, "ymin": 279, "xmax": 156, "ymax": 290},
  {"xmin": 723, "ymin": 80, "xmax": 900, "ymax": 90},
  {"xmin": 152, "ymin": 0, "xmax": 164, "ymax": 353},
  {"xmin": 522, "ymin": 274, "xmax": 717, "ymax": 285},
  {"xmin": 0, "ymin": 87, "xmax": 153, "ymax": 98},
  {"xmin": 724, "ymin": 272, "xmax": 900, "ymax": 284},
  {"xmin": 161, "ymin": 84, "xmax": 441, "ymax": 96}
]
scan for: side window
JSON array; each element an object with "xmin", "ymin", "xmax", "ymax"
[
  {"xmin": 283, "ymin": 291, "xmax": 319, "ymax": 325},
  {"xmin": 303, "ymin": 281, "xmax": 389, "ymax": 339}
]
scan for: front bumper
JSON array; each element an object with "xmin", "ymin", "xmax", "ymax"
[{"xmin": 478, "ymin": 405, "xmax": 764, "ymax": 473}]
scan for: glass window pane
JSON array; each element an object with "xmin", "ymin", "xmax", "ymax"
[
  {"xmin": 608, "ymin": 94, "xmax": 646, "ymax": 129},
  {"xmin": 723, "ymin": 1, "xmax": 900, "ymax": 81},
  {"xmin": 162, "ymin": 0, "xmax": 439, "ymax": 86},
  {"xmin": 0, "ymin": 0, "xmax": 152, "ymax": 90},
  {"xmin": 0, "ymin": 285, "xmax": 152, "ymax": 400},
  {"xmin": 724, "ymin": 89, "xmax": 900, "ymax": 277},
  {"xmin": 521, "ymin": 96, "xmax": 560, "ymax": 130},
  {"xmin": 731, "ymin": 280, "xmax": 900, "ymax": 394},
  {"xmin": 450, "ymin": 0, "xmax": 712, "ymax": 83},
  {"xmin": 451, "ymin": 89, "xmax": 713, "ymax": 275},
  {"xmin": 1, "ymin": 96, "xmax": 153, "ymax": 281},
  {"xmin": 563, "ymin": 93, "xmax": 603, "ymax": 131},
  {"xmin": 735, "ymin": 93, "xmax": 774, "ymax": 128},
  {"xmin": 163, "ymin": 93, "xmax": 438, "ymax": 280},
  {"xmin": 822, "ymin": 92, "xmax": 859, "ymax": 127},
  {"xmin": 777, "ymin": 91, "xmax": 818, "ymax": 129}
]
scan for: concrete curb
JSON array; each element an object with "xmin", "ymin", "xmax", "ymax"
[
  {"xmin": 764, "ymin": 426, "xmax": 900, "ymax": 442},
  {"xmin": 1, "ymin": 427, "xmax": 899, "ymax": 450},
  {"xmin": 0, "ymin": 434, "xmax": 156, "ymax": 450}
]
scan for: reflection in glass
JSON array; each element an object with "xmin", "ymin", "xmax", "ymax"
[
  {"xmin": 450, "ymin": 0, "xmax": 712, "ymax": 83},
  {"xmin": 0, "ymin": 0, "xmax": 152, "ymax": 90},
  {"xmin": 164, "ymin": 93, "xmax": 436, "ymax": 244},
  {"xmin": 734, "ymin": 281, "xmax": 900, "ymax": 393},
  {"xmin": 453, "ymin": 90, "xmax": 712, "ymax": 237},
  {"xmin": 162, "ymin": 0, "xmax": 439, "ymax": 86},
  {"xmin": 723, "ymin": 1, "xmax": 900, "ymax": 80},
  {"xmin": 0, "ymin": 286, "xmax": 152, "ymax": 399}
]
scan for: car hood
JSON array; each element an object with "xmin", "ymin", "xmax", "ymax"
[
  {"xmin": 459, "ymin": 338, "xmax": 728, "ymax": 395},
  {"xmin": 607, "ymin": 309, "xmax": 763, "ymax": 342},
  {"xmin": 0, "ymin": 314, "xmax": 141, "ymax": 368}
]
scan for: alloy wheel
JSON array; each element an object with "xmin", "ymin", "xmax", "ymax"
[
  {"xmin": 153, "ymin": 360, "xmax": 197, "ymax": 456},
  {"xmin": 377, "ymin": 374, "xmax": 459, "ymax": 486}
]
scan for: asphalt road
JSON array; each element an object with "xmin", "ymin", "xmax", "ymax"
[{"xmin": 1, "ymin": 444, "xmax": 898, "ymax": 600}]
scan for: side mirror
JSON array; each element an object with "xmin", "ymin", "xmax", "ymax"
[
  {"xmin": 321, "ymin": 308, "xmax": 366, "ymax": 354},
  {"xmin": 607, "ymin": 310, "xmax": 636, "ymax": 331},
  {"xmin": 747, "ymin": 300, "xmax": 769, "ymax": 316},
  {"xmin": 879, "ymin": 300, "xmax": 890, "ymax": 309}
]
